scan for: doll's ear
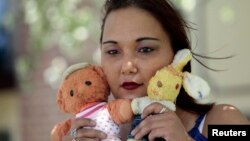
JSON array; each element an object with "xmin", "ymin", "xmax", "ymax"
[
  {"xmin": 93, "ymin": 66, "xmax": 105, "ymax": 78},
  {"xmin": 171, "ymin": 49, "xmax": 192, "ymax": 71},
  {"xmin": 93, "ymin": 65, "xmax": 110, "ymax": 95},
  {"xmin": 183, "ymin": 72, "xmax": 211, "ymax": 103},
  {"xmin": 93, "ymin": 66, "xmax": 108, "ymax": 84}
]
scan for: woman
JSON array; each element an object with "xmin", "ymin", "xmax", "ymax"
[{"xmin": 64, "ymin": 0, "xmax": 249, "ymax": 140}]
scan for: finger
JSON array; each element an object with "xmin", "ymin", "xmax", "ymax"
[
  {"xmin": 133, "ymin": 114, "xmax": 165, "ymax": 140},
  {"xmin": 141, "ymin": 102, "xmax": 168, "ymax": 119},
  {"xmin": 63, "ymin": 135, "xmax": 99, "ymax": 141},
  {"xmin": 70, "ymin": 118, "xmax": 96, "ymax": 130},
  {"xmin": 148, "ymin": 127, "xmax": 168, "ymax": 141},
  {"xmin": 77, "ymin": 128, "xmax": 107, "ymax": 139}
]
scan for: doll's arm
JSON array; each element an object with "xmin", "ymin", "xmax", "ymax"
[
  {"xmin": 51, "ymin": 119, "xmax": 71, "ymax": 141},
  {"xmin": 131, "ymin": 96, "xmax": 176, "ymax": 114},
  {"xmin": 107, "ymin": 99, "xmax": 134, "ymax": 124}
]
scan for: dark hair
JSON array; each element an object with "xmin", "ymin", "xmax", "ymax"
[{"xmin": 100, "ymin": 0, "xmax": 214, "ymax": 115}]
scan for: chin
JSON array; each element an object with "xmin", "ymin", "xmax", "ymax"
[{"xmin": 114, "ymin": 92, "xmax": 146, "ymax": 100}]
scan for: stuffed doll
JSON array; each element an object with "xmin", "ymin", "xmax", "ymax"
[
  {"xmin": 51, "ymin": 63, "xmax": 134, "ymax": 141},
  {"xmin": 127, "ymin": 49, "xmax": 211, "ymax": 141}
]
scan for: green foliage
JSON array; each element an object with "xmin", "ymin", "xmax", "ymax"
[
  {"xmin": 22, "ymin": 0, "xmax": 104, "ymax": 56},
  {"xmin": 19, "ymin": 0, "xmax": 104, "ymax": 89}
]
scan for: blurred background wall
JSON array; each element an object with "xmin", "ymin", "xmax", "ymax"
[
  {"xmin": 186, "ymin": 0, "xmax": 250, "ymax": 116},
  {"xmin": 0, "ymin": 0, "xmax": 249, "ymax": 141}
]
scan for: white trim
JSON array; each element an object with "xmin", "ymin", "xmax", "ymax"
[{"xmin": 198, "ymin": 115, "xmax": 206, "ymax": 133}]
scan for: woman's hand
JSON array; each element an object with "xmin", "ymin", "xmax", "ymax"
[
  {"xmin": 62, "ymin": 118, "xmax": 107, "ymax": 141},
  {"xmin": 131, "ymin": 102, "xmax": 192, "ymax": 141}
]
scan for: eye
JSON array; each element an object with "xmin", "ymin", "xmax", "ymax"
[
  {"xmin": 70, "ymin": 90, "xmax": 74, "ymax": 97},
  {"xmin": 157, "ymin": 81, "xmax": 162, "ymax": 87},
  {"xmin": 85, "ymin": 81, "xmax": 92, "ymax": 86},
  {"xmin": 106, "ymin": 50, "xmax": 119, "ymax": 55},
  {"xmin": 175, "ymin": 84, "xmax": 179, "ymax": 90},
  {"xmin": 138, "ymin": 47, "xmax": 154, "ymax": 53}
]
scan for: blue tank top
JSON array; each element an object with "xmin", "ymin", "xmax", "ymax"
[{"xmin": 188, "ymin": 114, "xmax": 208, "ymax": 141}]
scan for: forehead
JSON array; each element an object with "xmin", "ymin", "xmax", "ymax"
[{"xmin": 102, "ymin": 7, "xmax": 168, "ymax": 41}]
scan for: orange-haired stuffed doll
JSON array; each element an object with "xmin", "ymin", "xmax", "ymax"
[{"xmin": 51, "ymin": 63, "xmax": 133, "ymax": 141}]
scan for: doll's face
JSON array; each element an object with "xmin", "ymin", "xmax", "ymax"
[
  {"xmin": 147, "ymin": 66, "xmax": 182, "ymax": 102},
  {"xmin": 57, "ymin": 66, "xmax": 109, "ymax": 114}
]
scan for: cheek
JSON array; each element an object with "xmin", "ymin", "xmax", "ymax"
[
  {"xmin": 143, "ymin": 53, "xmax": 173, "ymax": 74},
  {"xmin": 103, "ymin": 69, "xmax": 120, "ymax": 97},
  {"xmin": 139, "ymin": 59, "xmax": 170, "ymax": 85},
  {"xmin": 101, "ymin": 58, "xmax": 112, "ymax": 74},
  {"xmin": 140, "ymin": 63, "xmax": 161, "ymax": 79},
  {"xmin": 102, "ymin": 67, "xmax": 113, "ymax": 83},
  {"xmin": 101, "ymin": 68, "xmax": 117, "ymax": 94},
  {"xmin": 106, "ymin": 75, "xmax": 118, "ymax": 94},
  {"xmin": 102, "ymin": 60, "xmax": 120, "ymax": 83}
]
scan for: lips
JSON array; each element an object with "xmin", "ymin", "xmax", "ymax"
[{"xmin": 121, "ymin": 82, "xmax": 143, "ymax": 90}]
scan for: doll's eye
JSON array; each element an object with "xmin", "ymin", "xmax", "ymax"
[
  {"xmin": 70, "ymin": 90, "xmax": 74, "ymax": 97},
  {"xmin": 157, "ymin": 81, "xmax": 162, "ymax": 87},
  {"xmin": 85, "ymin": 81, "xmax": 92, "ymax": 86},
  {"xmin": 175, "ymin": 84, "xmax": 180, "ymax": 90}
]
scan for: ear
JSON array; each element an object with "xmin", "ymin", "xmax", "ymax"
[
  {"xmin": 93, "ymin": 65, "xmax": 110, "ymax": 96},
  {"xmin": 171, "ymin": 49, "xmax": 192, "ymax": 71},
  {"xmin": 183, "ymin": 72, "xmax": 211, "ymax": 103},
  {"xmin": 93, "ymin": 66, "xmax": 105, "ymax": 78},
  {"xmin": 93, "ymin": 65, "xmax": 108, "ymax": 85}
]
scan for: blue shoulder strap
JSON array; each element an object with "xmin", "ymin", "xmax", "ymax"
[{"xmin": 188, "ymin": 114, "xmax": 208, "ymax": 141}]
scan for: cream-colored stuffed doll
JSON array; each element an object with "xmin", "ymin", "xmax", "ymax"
[{"xmin": 128, "ymin": 49, "xmax": 211, "ymax": 141}]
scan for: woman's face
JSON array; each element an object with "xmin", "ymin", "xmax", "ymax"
[{"xmin": 101, "ymin": 7, "xmax": 174, "ymax": 99}]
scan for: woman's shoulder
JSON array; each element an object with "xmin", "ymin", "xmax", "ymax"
[{"xmin": 205, "ymin": 104, "xmax": 249, "ymax": 124}]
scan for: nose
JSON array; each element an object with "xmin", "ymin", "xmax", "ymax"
[{"xmin": 121, "ymin": 61, "xmax": 138, "ymax": 75}]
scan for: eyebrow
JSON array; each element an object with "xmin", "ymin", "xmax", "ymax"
[
  {"xmin": 102, "ymin": 37, "xmax": 159, "ymax": 45},
  {"xmin": 136, "ymin": 37, "xmax": 159, "ymax": 42},
  {"xmin": 102, "ymin": 40, "xmax": 117, "ymax": 45}
]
